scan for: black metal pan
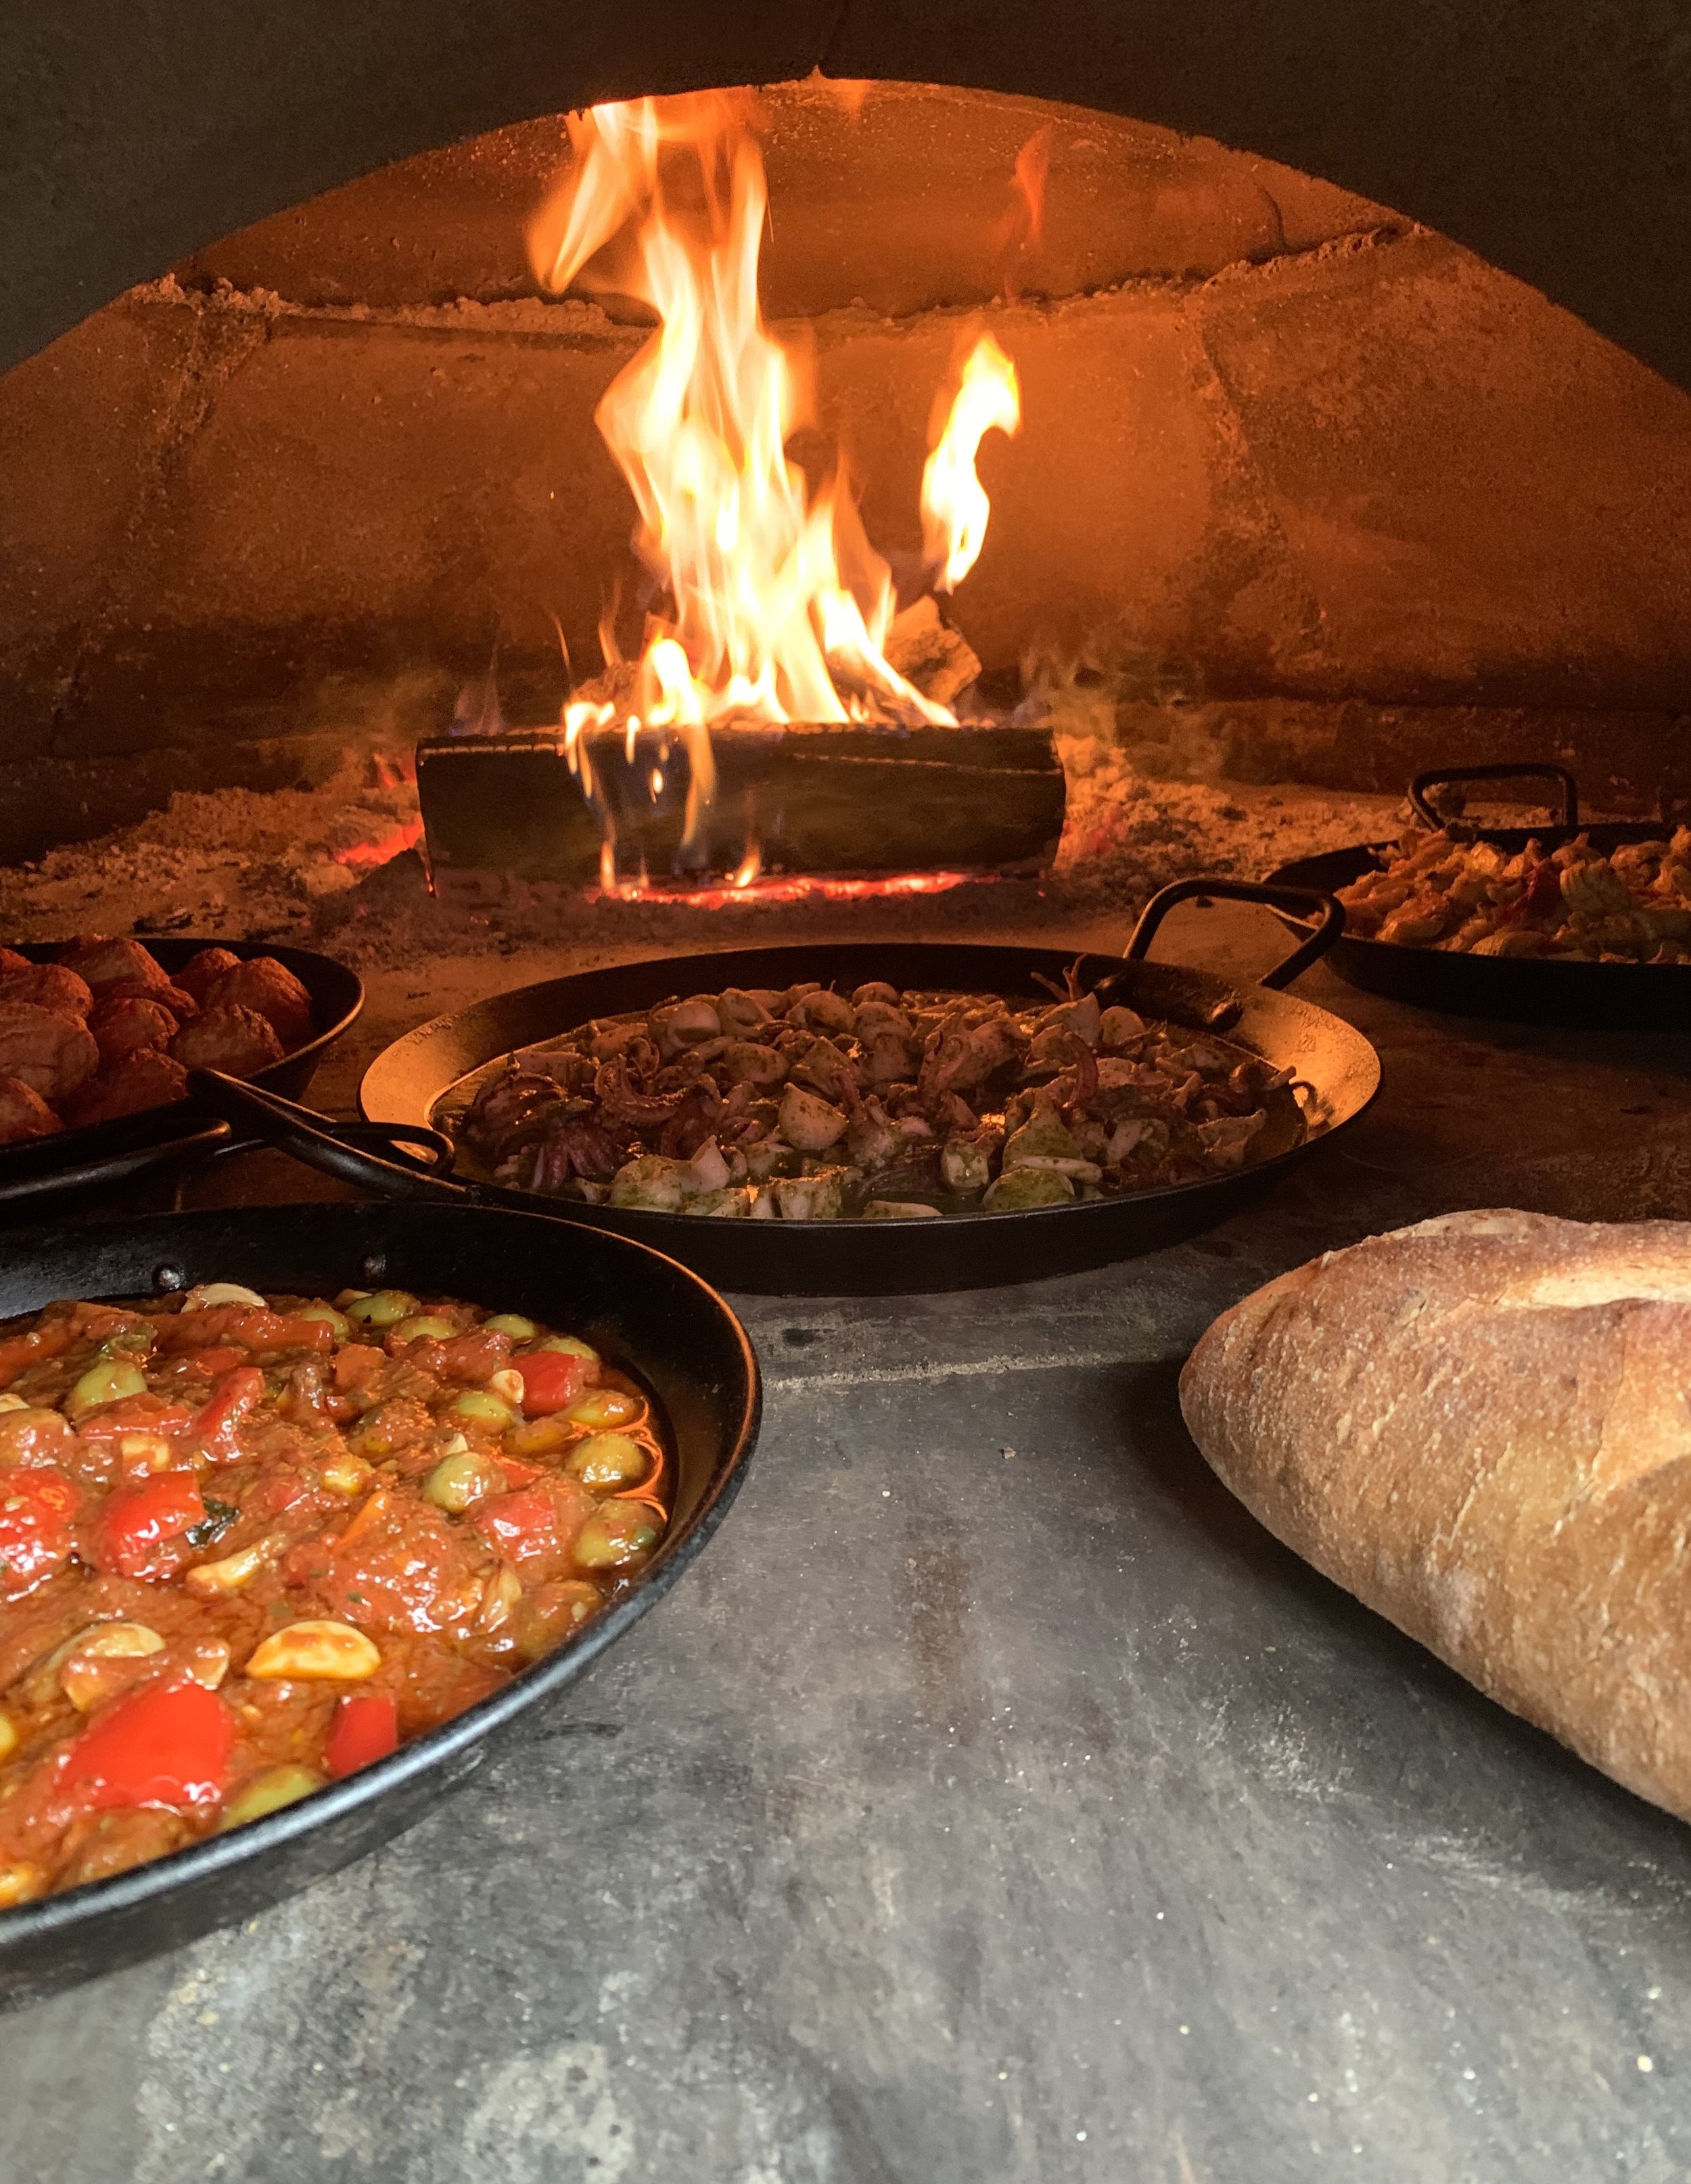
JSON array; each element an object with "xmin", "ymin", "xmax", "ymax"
[
  {"xmin": 195, "ymin": 877, "xmax": 1379, "ymax": 1296},
  {"xmin": 0, "ymin": 1201, "xmax": 760, "ymax": 2008},
  {"xmin": 1270, "ymin": 764, "xmax": 1691, "ymax": 1030},
  {"xmin": 0, "ymin": 938, "xmax": 365, "ymax": 1207}
]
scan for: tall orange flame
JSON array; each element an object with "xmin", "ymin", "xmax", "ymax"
[
  {"xmin": 921, "ymin": 334, "xmax": 1022, "ymax": 591},
  {"xmin": 529, "ymin": 93, "xmax": 957, "ymax": 752}
]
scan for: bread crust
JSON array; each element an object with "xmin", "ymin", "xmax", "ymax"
[{"xmin": 1180, "ymin": 1210, "xmax": 1691, "ymax": 1821}]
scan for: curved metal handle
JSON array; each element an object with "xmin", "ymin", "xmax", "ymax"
[
  {"xmin": 1409, "ymin": 762, "xmax": 1578, "ymax": 833},
  {"xmin": 187, "ymin": 1071, "xmax": 474, "ymax": 1204},
  {"xmin": 1126, "ymin": 877, "xmax": 1345, "ymax": 991}
]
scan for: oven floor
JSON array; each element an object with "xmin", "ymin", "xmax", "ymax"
[{"xmin": 5, "ymin": 903, "xmax": 1691, "ymax": 2183}]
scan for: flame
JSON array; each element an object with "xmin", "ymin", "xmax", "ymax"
[
  {"xmin": 921, "ymin": 334, "xmax": 1022, "ymax": 592},
  {"xmin": 531, "ymin": 94, "xmax": 956, "ymax": 756},
  {"xmin": 1000, "ymin": 128, "xmax": 1051, "ymax": 256}
]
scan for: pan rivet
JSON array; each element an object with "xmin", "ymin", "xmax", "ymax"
[
  {"xmin": 152, "ymin": 1264, "xmax": 187, "ymax": 1292},
  {"xmin": 358, "ymin": 1253, "xmax": 388, "ymax": 1282}
]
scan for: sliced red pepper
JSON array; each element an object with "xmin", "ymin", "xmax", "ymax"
[
  {"xmin": 237, "ymin": 1312, "xmax": 334, "ymax": 1357},
  {"xmin": 495, "ymin": 1455, "xmax": 543, "ymax": 1490},
  {"xmin": 158, "ymin": 1308, "xmax": 252, "ymax": 1355},
  {"xmin": 514, "ymin": 1349, "xmax": 588, "ymax": 1415},
  {"xmin": 186, "ymin": 1346, "xmax": 248, "ymax": 1381},
  {"xmin": 73, "ymin": 1394, "xmax": 195, "ymax": 1444},
  {"xmin": 193, "ymin": 1365, "xmax": 267, "ymax": 1463},
  {"xmin": 89, "ymin": 1472, "xmax": 207, "ymax": 1580},
  {"xmin": 0, "ymin": 1465, "xmax": 81, "ymax": 1599},
  {"xmin": 58, "ymin": 1677, "xmax": 235, "ymax": 1813},
  {"xmin": 323, "ymin": 1691, "xmax": 399, "ymax": 1780},
  {"xmin": 159, "ymin": 1306, "xmax": 329, "ymax": 1356}
]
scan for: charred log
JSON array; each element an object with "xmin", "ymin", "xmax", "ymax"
[{"xmin": 416, "ymin": 719, "xmax": 1065, "ymax": 890}]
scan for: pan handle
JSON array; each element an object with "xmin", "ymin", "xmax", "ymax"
[
  {"xmin": 1126, "ymin": 878, "xmax": 1345, "ymax": 991},
  {"xmin": 186, "ymin": 1071, "xmax": 475, "ymax": 1204},
  {"xmin": 1409, "ymin": 762, "xmax": 1578, "ymax": 834}
]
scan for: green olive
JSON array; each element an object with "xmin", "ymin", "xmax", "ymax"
[
  {"xmin": 511, "ymin": 1580, "xmax": 604, "ymax": 1660},
  {"xmin": 565, "ymin": 1387, "xmax": 645, "ymax": 1431},
  {"xmin": 392, "ymin": 1315, "xmax": 457, "ymax": 1345},
  {"xmin": 64, "ymin": 1359, "xmax": 149, "ymax": 1419},
  {"xmin": 294, "ymin": 1304, "xmax": 351, "ymax": 1339},
  {"xmin": 526, "ymin": 1334, "xmax": 599, "ymax": 1362},
  {"xmin": 573, "ymin": 1499, "xmax": 662, "ymax": 1569},
  {"xmin": 450, "ymin": 1389, "xmax": 515, "ymax": 1427},
  {"xmin": 345, "ymin": 1290, "xmax": 419, "ymax": 1328},
  {"xmin": 217, "ymin": 1765, "xmax": 326, "ymax": 1831},
  {"xmin": 565, "ymin": 1432, "xmax": 650, "ymax": 1490},
  {"xmin": 484, "ymin": 1313, "xmax": 538, "ymax": 1340},
  {"xmin": 422, "ymin": 1448, "xmax": 503, "ymax": 1514}
]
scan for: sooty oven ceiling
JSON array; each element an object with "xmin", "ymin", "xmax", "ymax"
[{"xmin": 5, "ymin": 0, "xmax": 1691, "ymax": 392}]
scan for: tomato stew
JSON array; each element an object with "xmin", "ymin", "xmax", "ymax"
[{"xmin": 0, "ymin": 1281, "xmax": 669, "ymax": 1905}]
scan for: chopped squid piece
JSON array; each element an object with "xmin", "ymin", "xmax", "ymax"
[{"xmin": 447, "ymin": 974, "xmax": 1295, "ymax": 1221}]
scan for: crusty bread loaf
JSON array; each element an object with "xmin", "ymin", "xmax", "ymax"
[{"xmin": 1180, "ymin": 1210, "xmax": 1691, "ymax": 1823}]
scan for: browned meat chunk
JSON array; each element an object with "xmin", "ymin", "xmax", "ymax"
[
  {"xmin": 64, "ymin": 1049, "xmax": 190, "ymax": 1126},
  {"xmin": 0, "ymin": 1075, "xmax": 63, "ymax": 1144},
  {"xmin": 0, "ymin": 948, "xmax": 30, "ymax": 979},
  {"xmin": 177, "ymin": 947, "xmax": 242, "ymax": 1004},
  {"xmin": 0, "ymin": 964, "xmax": 93, "ymax": 1018},
  {"xmin": 88, "ymin": 995, "xmax": 179, "ymax": 1068},
  {"xmin": 205, "ymin": 957, "xmax": 312, "ymax": 1048},
  {"xmin": 169, "ymin": 1005, "xmax": 283, "ymax": 1078},
  {"xmin": 54, "ymin": 936, "xmax": 170, "ymax": 994},
  {"xmin": 100, "ymin": 976, "xmax": 196, "ymax": 1018},
  {"xmin": 0, "ymin": 1003, "xmax": 99, "ymax": 1103}
]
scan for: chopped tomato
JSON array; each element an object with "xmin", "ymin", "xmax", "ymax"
[
  {"xmin": 0, "ymin": 1467, "xmax": 81, "ymax": 1599},
  {"xmin": 514, "ymin": 1349, "xmax": 589, "ymax": 1415},
  {"xmin": 473, "ymin": 1477, "xmax": 595, "ymax": 1580},
  {"xmin": 323, "ymin": 1692, "xmax": 399, "ymax": 1779},
  {"xmin": 287, "ymin": 1491, "xmax": 471, "ymax": 1635},
  {"xmin": 0, "ymin": 1407, "xmax": 76, "ymax": 1468},
  {"xmin": 432, "ymin": 1329, "xmax": 513, "ymax": 1386},
  {"xmin": 193, "ymin": 1365, "xmax": 266, "ymax": 1463},
  {"xmin": 89, "ymin": 1472, "xmax": 206, "ymax": 1581},
  {"xmin": 57, "ymin": 1679, "xmax": 234, "ymax": 1814},
  {"xmin": 0, "ymin": 1321, "xmax": 72, "ymax": 1386},
  {"xmin": 332, "ymin": 1344, "xmax": 386, "ymax": 1397}
]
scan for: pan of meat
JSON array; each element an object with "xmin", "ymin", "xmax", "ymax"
[
  {"xmin": 1270, "ymin": 763, "xmax": 1691, "ymax": 1029},
  {"xmin": 0, "ymin": 937, "xmax": 364, "ymax": 1205},
  {"xmin": 195, "ymin": 878, "xmax": 1379, "ymax": 1295},
  {"xmin": 0, "ymin": 1200, "xmax": 758, "ymax": 2005}
]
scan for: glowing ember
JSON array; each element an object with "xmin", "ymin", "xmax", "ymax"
[
  {"xmin": 588, "ymin": 867, "xmax": 981, "ymax": 911},
  {"xmin": 332, "ymin": 816, "xmax": 425, "ymax": 869},
  {"xmin": 921, "ymin": 334, "xmax": 1022, "ymax": 592}
]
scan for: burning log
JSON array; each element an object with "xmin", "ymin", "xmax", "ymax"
[{"xmin": 415, "ymin": 719, "xmax": 1065, "ymax": 894}]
